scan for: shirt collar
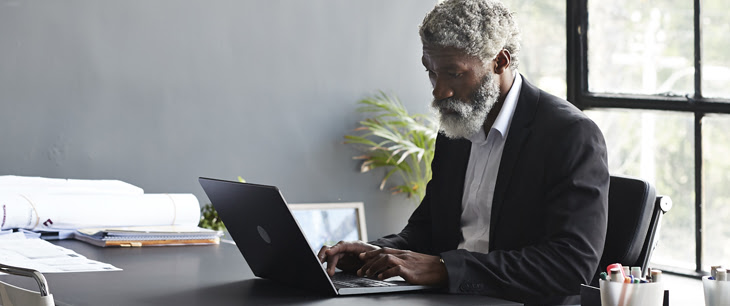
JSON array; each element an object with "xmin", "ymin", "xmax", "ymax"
[
  {"xmin": 467, "ymin": 72, "xmax": 522, "ymax": 144},
  {"xmin": 492, "ymin": 72, "xmax": 522, "ymax": 138}
]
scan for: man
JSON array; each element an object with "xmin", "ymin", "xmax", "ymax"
[{"xmin": 319, "ymin": 0, "xmax": 609, "ymax": 304}]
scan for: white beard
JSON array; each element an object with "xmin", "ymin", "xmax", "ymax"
[{"xmin": 430, "ymin": 72, "xmax": 501, "ymax": 139}]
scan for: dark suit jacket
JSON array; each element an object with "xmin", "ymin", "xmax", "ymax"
[{"xmin": 372, "ymin": 77, "xmax": 609, "ymax": 304}]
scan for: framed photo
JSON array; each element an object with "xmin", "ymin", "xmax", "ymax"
[{"xmin": 287, "ymin": 202, "xmax": 367, "ymax": 252}]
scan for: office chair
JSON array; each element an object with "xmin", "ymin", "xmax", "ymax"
[
  {"xmin": 590, "ymin": 175, "xmax": 673, "ymax": 286},
  {"xmin": 0, "ymin": 263, "xmax": 54, "ymax": 306}
]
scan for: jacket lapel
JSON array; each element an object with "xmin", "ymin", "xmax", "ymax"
[
  {"xmin": 438, "ymin": 136, "xmax": 471, "ymax": 252},
  {"xmin": 488, "ymin": 75, "xmax": 539, "ymax": 249}
]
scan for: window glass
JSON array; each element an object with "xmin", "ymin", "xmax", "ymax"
[
  {"xmin": 501, "ymin": 0, "xmax": 566, "ymax": 98},
  {"xmin": 588, "ymin": 1, "xmax": 694, "ymax": 96},
  {"xmin": 702, "ymin": 115, "xmax": 730, "ymax": 270},
  {"xmin": 702, "ymin": 0, "xmax": 730, "ymax": 98},
  {"xmin": 586, "ymin": 109, "xmax": 695, "ymax": 269}
]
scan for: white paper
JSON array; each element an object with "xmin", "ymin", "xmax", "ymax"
[
  {"xmin": 0, "ymin": 175, "xmax": 143, "ymax": 195},
  {"xmin": 0, "ymin": 233, "xmax": 27, "ymax": 240},
  {"xmin": 0, "ymin": 239, "xmax": 120, "ymax": 274},
  {"xmin": 1, "ymin": 193, "xmax": 200, "ymax": 230}
]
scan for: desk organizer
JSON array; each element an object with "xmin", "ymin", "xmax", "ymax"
[
  {"xmin": 599, "ymin": 279, "xmax": 664, "ymax": 306},
  {"xmin": 703, "ymin": 276, "xmax": 730, "ymax": 306}
]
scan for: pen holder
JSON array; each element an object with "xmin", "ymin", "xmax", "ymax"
[
  {"xmin": 703, "ymin": 276, "xmax": 730, "ymax": 306},
  {"xmin": 599, "ymin": 279, "xmax": 664, "ymax": 306}
]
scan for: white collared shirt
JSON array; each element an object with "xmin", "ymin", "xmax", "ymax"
[{"xmin": 457, "ymin": 72, "xmax": 522, "ymax": 253}]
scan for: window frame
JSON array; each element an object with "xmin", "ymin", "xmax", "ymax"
[{"xmin": 566, "ymin": 0, "xmax": 730, "ymax": 278}]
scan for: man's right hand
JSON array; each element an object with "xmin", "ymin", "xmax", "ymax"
[{"xmin": 317, "ymin": 241, "xmax": 380, "ymax": 276}]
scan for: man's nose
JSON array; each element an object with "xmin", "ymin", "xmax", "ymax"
[{"xmin": 432, "ymin": 80, "xmax": 454, "ymax": 101}]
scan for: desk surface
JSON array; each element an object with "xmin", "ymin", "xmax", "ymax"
[{"xmin": 0, "ymin": 240, "xmax": 520, "ymax": 306}]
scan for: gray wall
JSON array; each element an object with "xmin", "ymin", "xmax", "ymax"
[{"xmin": 0, "ymin": 0, "xmax": 437, "ymax": 238}]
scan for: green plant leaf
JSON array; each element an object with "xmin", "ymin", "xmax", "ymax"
[
  {"xmin": 198, "ymin": 203, "xmax": 226, "ymax": 231},
  {"xmin": 343, "ymin": 92, "xmax": 437, "ymax": 204}
]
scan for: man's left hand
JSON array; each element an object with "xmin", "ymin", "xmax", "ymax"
[{"xmin": 357, "ymin": 247, "xmax": 448, "ymax": 287}]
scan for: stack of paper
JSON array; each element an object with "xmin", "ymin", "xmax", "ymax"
[
  {"xmin": 0, "ymin": 236, "xmax": 120, "ymax": 273},
  {"xmin": 74, "ymin": 226, "xmax": 222, "ymax": 247}
]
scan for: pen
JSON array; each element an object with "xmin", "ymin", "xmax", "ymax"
[
  {"xmin": 717, "ymin": 268, "xmax": 727, "ymax": 281},
  {"xmin": 607, "ymin": 263, "xmax": 626, "ymax": 280},
  {"xmin": 631, "ymin": 266, "xmax": 642, "ymax": 279},
  {"xmin": 711, "ymin": 265, "xmax": 722, "ymax": 277},
  {"xmin": 650, "ymin": 269, "xmax": 662, "ymax": 283},
  {"xmin": 647, "ymin": 267, "xmax": 652, "ymax": 282},
  {"xmin": 711, "ymin": 265, "xmax": 723, "ymax": 279},
  {"xmin": 610, "ymin": 267, "xmax": 623, "ymax": 282}
]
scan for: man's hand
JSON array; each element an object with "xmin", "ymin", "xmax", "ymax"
[
  {"xmin": 357, "ymin": 247, "xmax": 448, "ymax": 287},
  {"xmin": 317, "ymin": 241, "xmax": 380, "ymax": 276}
]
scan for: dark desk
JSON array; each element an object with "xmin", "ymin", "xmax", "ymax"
[{"xmin": 0, "ymin": 240, "xmax": 521, "ymax": 305}]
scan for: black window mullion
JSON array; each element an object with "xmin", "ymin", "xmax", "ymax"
[
  {"xmin": 581, "ymin": 94, "xmax": 730, "ymax": 114},
  {"xmin": 693, "ymin": 0, "xmax": 703, "ymax": 274},
  {"xmin": 694, "ymin": 0, "xmax": 703, "ymax": 100},
  {"xmin": 695, "ymin": 112, "xmax": 703, "ymax": 274},
  {"xmin": 566, "ymin": 0, "xmax": 588, "ymax": 108}
]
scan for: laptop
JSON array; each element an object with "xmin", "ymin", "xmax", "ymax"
[{"xmin": 198, "ymin": 177, "xmax": 433, "ymax": 295}]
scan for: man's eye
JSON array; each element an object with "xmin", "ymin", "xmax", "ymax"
[{"xmin": 450, "ymin": 73, "xmax": 463, "ymax": 78}]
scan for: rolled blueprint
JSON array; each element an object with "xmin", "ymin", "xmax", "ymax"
[{"xmin": 0, "ymin": 193, "xmax": 200, "ymax": 230}]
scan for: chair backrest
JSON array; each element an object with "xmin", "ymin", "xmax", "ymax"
[{"xmin": 590, "ymin": 175, "xmax": 672, "ymax": 286}]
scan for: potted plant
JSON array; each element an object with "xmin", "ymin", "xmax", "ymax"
[{"xmin": 344, "ymin": 92, "xmax": 437, "ymax": 204}]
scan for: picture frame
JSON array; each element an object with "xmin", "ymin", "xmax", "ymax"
[{"xmin": 287, "ymin": 202, "xmax": 368, "ymax": 252}]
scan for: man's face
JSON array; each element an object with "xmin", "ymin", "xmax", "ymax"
[{"xmin": 422, "ymin": 45, "xmax": 501, "ymax": 139}]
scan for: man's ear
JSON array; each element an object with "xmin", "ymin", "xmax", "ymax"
[{"xmin": 493, "ymin": 49, "xmax": 512, "ymax": 74}]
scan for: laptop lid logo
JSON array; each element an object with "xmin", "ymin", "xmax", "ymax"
[{"xmin": 257, "ymin": 225, "xmax": 271, "ymax": 244}]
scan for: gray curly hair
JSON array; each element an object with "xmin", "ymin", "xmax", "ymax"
[{"xmin": 419, "ymin": 0, "xmax": 521, "ymax": 70}]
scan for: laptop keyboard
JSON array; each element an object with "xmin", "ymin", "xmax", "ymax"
[{"xmin": 331, "ymin": 273, "xmax": 397, "ymax": 288}]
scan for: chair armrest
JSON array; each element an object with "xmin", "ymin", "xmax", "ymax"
[{"xmin": 0, "ymin": 263, "xmax": 50, "ymax": 296}]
